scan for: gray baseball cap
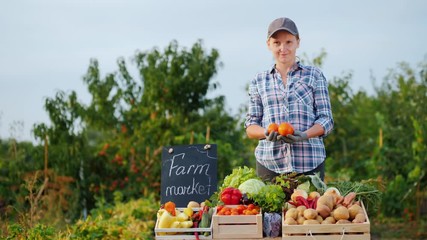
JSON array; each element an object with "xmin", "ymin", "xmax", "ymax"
[{"xmin": 267, "ymin": 17, "xmax": 299, "ymax": 39}]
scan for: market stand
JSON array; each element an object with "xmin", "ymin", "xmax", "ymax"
[{"xmin": 154, "ymin": 144, "xmax": 371, "ymax": 239}]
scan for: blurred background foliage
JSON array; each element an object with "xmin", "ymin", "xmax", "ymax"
[{"xmin": 0, "ymin": 40, "xmax": 426, "ymax": 239}]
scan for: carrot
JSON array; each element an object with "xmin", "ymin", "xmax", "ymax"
[
  {"xmin": 343, "ymin": 192, "xmax": 356, "ymax": 207},
  {"xmin": 164, "ymin": 201, "xmax": 176, "ymax": 216}
]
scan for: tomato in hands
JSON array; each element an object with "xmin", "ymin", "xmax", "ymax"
[
  {"xmin": 267, "ymin": 123, "xmax": 279, "ymax": 134},
  {"xmin": 278, "ymin": 122, "xmax": 294, "ymax": 136}
]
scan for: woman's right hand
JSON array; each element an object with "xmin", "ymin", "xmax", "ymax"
[{"xmin": 265, "ymin": 129, "xmax": 280, "ymax": 142}]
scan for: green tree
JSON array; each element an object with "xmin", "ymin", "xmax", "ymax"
[{"xmin": 28, "ymin": 40, "xmax": 251, "ymax": 221}]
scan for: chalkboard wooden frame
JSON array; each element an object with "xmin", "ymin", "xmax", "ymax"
[{"xmin": 160, "ymin": 144, "xmax": 218, "ymax": 207}]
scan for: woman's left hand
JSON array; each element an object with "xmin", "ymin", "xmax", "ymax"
[{"xmin": 279, "ymin": 130, "xmax": 308, "ymax": 143}]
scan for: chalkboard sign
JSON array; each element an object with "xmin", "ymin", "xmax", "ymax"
[{"xmin": 161, "ymin": 144, "xmax": 217, "ymax": 207}]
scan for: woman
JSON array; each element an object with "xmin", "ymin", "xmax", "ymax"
[{"xmin": 245, "ymin": 17, "xmax": 334, "ymax": 181}]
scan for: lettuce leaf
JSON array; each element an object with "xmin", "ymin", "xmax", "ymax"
[{"xmin": 221, "ymin": 166, "xmax": 258, "ymax": 189}]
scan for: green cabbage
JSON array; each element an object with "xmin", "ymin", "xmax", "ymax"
[{"xmin": 238, "ymin": 178, "xmax": 266, "ymax": 196}]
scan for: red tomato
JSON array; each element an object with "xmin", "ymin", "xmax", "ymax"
[
  {"xmin": 278, "ymin": 122, "xmax": 294, "ymax": 136},
  {"xmin": 247, "ymin": 203, "xmax": 256, "ymax": 210},
  {"xmin": 236, "ymin": 205, "xmax": 246, "ymax": 214},
  {"xmin": 267, "ymin": 123, "xmax": 279, "ymax": 134},
  {"xmin": 217, "ymin": 205, "xmax": 224, "ymax": 212}
]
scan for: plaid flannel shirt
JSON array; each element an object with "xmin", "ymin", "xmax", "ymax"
[{"xmin": 245, "ymin": 62, "xmax": 334, "ymax": 174}]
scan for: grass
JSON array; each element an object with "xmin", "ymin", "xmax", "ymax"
[{"xmin": 371, "ymin": 218, "xmax": 427, "ymax": 239}]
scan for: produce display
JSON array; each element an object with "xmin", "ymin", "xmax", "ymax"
[
  {"xmin": 155, "ymin": 166, "xmax": 380, "ymax": 239},
  {"xmin": 156, "ymin": 200, "xmax": 214, "ymax": 238},
  {"xmin": 284, "ymin": 187, "xmax": 367, "ymax": 225}
]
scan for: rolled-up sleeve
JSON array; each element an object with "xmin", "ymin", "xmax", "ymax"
[
  {"xmin": 244, "ymin": 75, "xmax": 263, "ymax": 129},
  {"xmin": 313, "ymin": 72, "xmax": 334, "ymax": 137}
]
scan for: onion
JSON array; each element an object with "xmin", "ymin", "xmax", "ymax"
[{"xmin": 291, "ymin": 189, "xmax": 308, "ymax": 202}]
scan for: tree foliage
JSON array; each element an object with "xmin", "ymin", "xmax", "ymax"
[{"xmin": 1, "ymin": 40, "xmax": 251, "ymax": 225}]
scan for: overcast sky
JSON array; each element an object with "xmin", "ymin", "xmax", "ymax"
[{"xmin": 1, "ymin": 0, "xmax": 426, "ymax": 142}]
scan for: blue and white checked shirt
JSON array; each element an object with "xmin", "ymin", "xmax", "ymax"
[{"xmin": 245, "ymin": 61, "xmax": 334, "ymax": 174}]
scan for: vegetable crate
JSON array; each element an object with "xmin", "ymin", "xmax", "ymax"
[
  {"xmin": 155, "ymin": 208, "xmax": 214, "ymax": 240},
  {"xmin": 212, "ymin": 207, "xmax": 263, "ymax": 239},
  {"xmin": 282, "ymin": 202, "xmax": 370, "ymax": 240}
]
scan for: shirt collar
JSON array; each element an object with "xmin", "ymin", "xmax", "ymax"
[{"xmin": 269, "ymin": 61, "xmax": 303, "ymax": 74}]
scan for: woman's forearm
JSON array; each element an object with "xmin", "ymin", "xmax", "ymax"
[{"xmin": 246, "ymin": 125, "xmax": 266, "ymax": 140}]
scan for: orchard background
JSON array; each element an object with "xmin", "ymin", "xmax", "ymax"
[{"xmin": 0, "ymin": 41, "xmax": 426, "ymax": 239}]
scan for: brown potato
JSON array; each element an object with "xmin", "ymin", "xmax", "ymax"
[
  {"xmin": 336, "ymin": 219, "xmax": 351, "ymax": 224},
  {"xmin": 333, "ymin": 206, "xmax": 350, "ymax": 221},
  {"xmin": 297, "ymin": 216, "xmax": 306, "ymax": 225},
  {"xmin": 296, "ymin": 205, "xmax": 307, "ymax": 216},
  {"xmin": 284, "ymin": 217, "xmax": 298, "ymax": 225},
  {"xmin": 285, "ymin": 208, "xmax": 298, "ymax": 220},
  {"xmin": 348, "ymin": 204, "xmax": 364, "ymax": 220},
  {"xmin": 322, "ymin": 216, "xmax": 336, "ymax": 224},
  {"xmin": 308, "ymin": 191, "xmax": 321, "ymax": 200},
  {"xmin": 352, "ymin": 213, "xmax": 366, "ymax": 223},
  {"xmin": 316, "ymin": 204, "xmax": 331, "ymax": 218},
  {"xmin": 303, "ymin": 208, "xmax": 318, "ymax": 220},
  {"xmin": 316, "ymin": 215, "xmax": 323, "ymax": 223},
  {"xmin": 317, "ymin": 195, "xmax": 334, "ymax": 211},
  {"xmin": 303, "ymin": 219, "xmax": 320, "ymax": 225}
]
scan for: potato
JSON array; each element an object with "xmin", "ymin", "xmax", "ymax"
[
  {"xmin": 324, "ymin": 187, "xmax": 341, "ymax": 204},
  {"xmin": 297, "ymin": 216, "xmax": 306, "ymax": 225},
  {"xmin": 329, "ymin": 209, "xmax": 334, "ymax": 219},
  {"xmin": 308, "ymin": 191, "xmax": 321, "ymax": 200},
  {"xmin": 352, "ymin": 213, "xmax": 366, "ymax": 223},
  {"xmin": 284, "ymin": 217, "xmax": 297, "ymax": 225},
  {"xmin": 296, "ymin": 205, "xmax": 307, "ymax": 216},
  {"xmin": 285, "ymin": 208, "xmax": 298, "ymax": 220},
  {"xmin": 291, "ymin": 189, "xmax": 308, "ymax": 202},
  {"xmin": 316, "ymin": 215, "xmax": 323, "ymax": 223},
  {"xmin": 317, "ymin": 195, "xmax": 334, "ymax": 211},
  {"xmin": 333, "ymin": 206, "xmax": 350, "ymax": 221},
  {"xmin": 348, "ymin": 204, "xmax": 364, "ymax": 220},
  {"xmin": 303, "ymin": 219, "xmax": 320, "ymax": 225},
  {"xmin": 316, "ymin": 204, "xmax": 331, "ymax": 218},
  {"xmin": 322, "ymin": 216, "xmax": 336, "ymax": 224},
  {"xmin": 303, "ymin": 209, "xmax": 318, "ymax": 220},
  {"xmin": 336, "ymin": 219, "xmax": 351, "ymax": 224}
]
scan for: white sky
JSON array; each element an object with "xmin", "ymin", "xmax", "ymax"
[{"xmin": 1, "ymin": 0, "xmax": 426, "ymax": 142}]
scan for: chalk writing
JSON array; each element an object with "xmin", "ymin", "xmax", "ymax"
[{"xmin": 168, "ymin": 153, "xmax": 210, "ymax": 177}]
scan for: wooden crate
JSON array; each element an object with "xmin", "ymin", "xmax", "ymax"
[
  {"xmin": 155, "ymin": 207, "xmax": 214, "ymax": 240},
  {"xmin": 282, "ymin": 202, "xmax": 370, "ymax": 240},
  {"xmin": 212, "ymin": 206, "xmax": 263, "ymax": 239}
]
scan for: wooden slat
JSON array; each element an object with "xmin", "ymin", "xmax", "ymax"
[{"xmin": 212, "ymin": 211, "xmax": 263, "ymax": 239}]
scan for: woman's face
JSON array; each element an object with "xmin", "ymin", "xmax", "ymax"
[{"xmin": 267, "ymin": 31, "xmax": 300, "ymax": 65}]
